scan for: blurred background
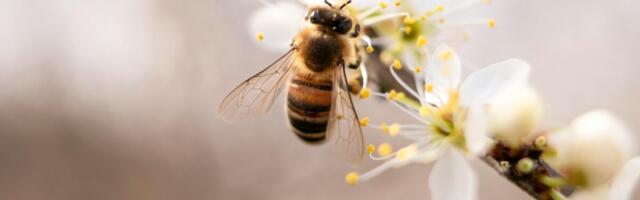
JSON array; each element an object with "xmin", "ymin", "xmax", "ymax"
[{"xmin": 0, "ymin": 0, "xmax": 639, "ymax": 199}]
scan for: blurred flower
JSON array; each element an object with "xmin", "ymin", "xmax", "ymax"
[
  {"xmin": 487, "ymin": 85, "xmax": 543, "ymax": 148},
  {"xmin": 348, "ymin": 44, "xmax": 530, "ymax": 200},
  {"xmin": 546, "ymin": 110, "xmax": 640, "ymax": 199},
  {"xmin": 374, "ymin": 0, "xmax": 496, "ymax": 65}
]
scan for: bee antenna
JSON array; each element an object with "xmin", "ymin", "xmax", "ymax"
[
  {"xmin": 324, "ymin": 0, "xmax": 333, "ymax": 7},
  {"xmin": 339, "ymin": 0, "xmax": 351, "ymax": 9}
]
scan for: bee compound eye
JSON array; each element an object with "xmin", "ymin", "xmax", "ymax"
[
  {"xmin": 336, "ymin": 19, "xmax": 353, "ymax": 34},
  {"xmin": 309, "ymin": 10, "xmax": 322, "ymax": 24}
]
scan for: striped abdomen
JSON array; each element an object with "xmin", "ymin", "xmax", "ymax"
[{"xmin": 287, "ymin": 74, "xmax": 333, "ymax": 143}]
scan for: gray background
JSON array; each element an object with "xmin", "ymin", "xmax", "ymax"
[{"xmin": 0, "ymin": 0, "xmax": 638, "ymax": 199}]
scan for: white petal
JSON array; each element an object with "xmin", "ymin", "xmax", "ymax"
[
  {"xmin": 429, "ymin": 148, "xmax": 478, "ymax": 200},
  {"xmin": 609, "ymin": 157, "xmax": 640, "ymax": 200},
  {"xmin": 464, "ymin": 106, "xmax": 492, "ymax": 155},
  {"xmin": 425, "ymin": 44, "xmax": 462, "ymax": 94},
  {"xmin": 459, "ymin": 59, "xmax": 530, "ymax": 106},
  {"xmin": 249, "ymin": 2, "xmax": 306, "ymax": 52}
]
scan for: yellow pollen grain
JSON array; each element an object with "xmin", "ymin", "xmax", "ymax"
[
  {"xmin": 379, "ymin": 2, "xmax": 388, "ymax": 9},
  {"xmin": 392, "ymin": 59, "xmax": 402, "ymax": 70},
  {"xmin": 394, "ymin": 0, "xmax": 401, "ymax": 7},
  {"xmin": 359, "ymin": 117, "xmax": 370, "ymax": 127},
  {"xmin": 380, "ymin": 122, "xmax": 389, "ymax": 134},
  {"xmin": 403, "ymin": 16, "xmax": 416, "ymax": 25},
  {"xmin": 403, "ymin": 26, "xmax": 412, "ymax": 35},
  {"xmin": 345, "ymin": 172, "xmax": 359, "ymax": 185},
  {"xmin": 424, "ymin": 83, "xmax": 434, "ymax": 93},
  {"xmin": 387, "ymin": 90, "xmax": 397, "ymax": 100},
  {"xmin": 359, "ymin": 88, "xmax": 371, "ymax": 99},
  {"xmin": 488, "ymin": 19, "xmax": 496, "ymax": 28},
  {"xmin": 435, "ymin": 4, "xmax": 445, "ymax": 12},
  {"xmin": 377, "ymin": 143, "xmax": 393, "ymax": 157},
  {"xmin": 416, "ymin": 36, "xmax": 428, "ymax": 48},
  {"xmin": 366, "ymin": 45, "xmax": 374, "ymax": 54},
  {"xmin": 256, "ymin": 32, "xmax": 264, "ymax": 41},
  {"xmin": 419, "ymin": 105, "xmax": 432, "ymax": 117},
  {"xmin": 414, "ymin": 66, "xmax": 422, "ymax": 73},
  {"xmin": 367, "ymin": 144, "xmax": 376, "ymax": 154},
  {"xmin": 389, "ymin": 123, "xmax": 400, "ymax": 136},
  {"xmin": 439, "ymin": 50, "xmax": 453, "ymax": 61}
]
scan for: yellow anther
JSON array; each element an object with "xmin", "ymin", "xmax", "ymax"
[
  {"xmin": 379, "ymin": 2, "xmax": 388, "ymax": 9},
  {"xmin": 377, "ymin": 143, "xmax": 393, "ymax": 156},
  {"xmin": 394, "ymin": 0, "xmax": 401, "ymax": 7},
  {"xmin": 389, "ymin": 123, "xmax": 401, "ymax": 136},
  {"xmin": 403, "ymin": 26, "xmax": 412, "ymax": 35},
  {"xmin": 393, "ymin": 92, "xmax": 406, "ymax": 101},
  {"xmin": 392, "ymin": 59, "xmax": 402, "ymax": 70},
  {"xmin": 396, "ymin": 145, "xmax": 418, "ymax": 161},
  {"xmin": 403, "ymin": 16, "xmax": 416, "ymax": 25},
  {"xmin": 367, "ymin": 144, "xmax": 376, "ymax": 154},
  {"xmin": 487, "ymin": 19, "xmax": 496, "ymax": 28},
  {"xmin": 380, "ymin": 122, "xmax": 389, "ymax": 134},
  {"xmin": 416, "ymin": 36, "xmax": 428, "ymax": 48},
  {"xmin": 256, "ymin": 32, "xmax": 264, "ymax": 41},
  {"xmin": 366, "ymin": 45, "xmax": 374, "ymax": 54},
  {"xmin": 424, "ymin": 83, "xmax": 434, "ymax": 93},
  {"xmin": 435, "ymin": 4, "xmax": 445, "ymax": 12},
  {"xmin": 345, "ymin": 172, "xmax": 359, "ymax": 185},
  {"xmin": 387, "ymin": 90, "xmax": 397, "ymax": 100},
  {"xmin": 419, "ymin": 105, "xmax": 433, "ymax": 117},
  {"xmin": 414, "ymin": 66, "xmax": 422, "ymax": 73},
  {"xmin": 481, "ymin": 0, "xmax": 492, "ymax": 4},
  {"xmin": 438, "ymin": 50, "xmax": 453, "ymax": 61},
  {"xmin": 360, "ymin": 117, "xmax": 370, "ymax": 127},
  {"xmin": 359, "ymin": 88, "xmax": 371, "ymax": 99}
]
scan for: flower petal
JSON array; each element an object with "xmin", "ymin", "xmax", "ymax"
[
  {"xmin": 459, "ymin": 59, "xmax": 530, "ymax": 106},
  {"xmin": 249, "ymin": 2, "xmax": 306, "ymax": 52},
  {"xmin": 609, "ymin": 157, "xmax": 640, "ymax": 200},
  {"xmin": 429, "ymin": 148, "xmax": 478, "ymax": 200},
  {"xmin": 464, "ymin": 106, "xmax": 492, "ymax": 155},
  {"xmin": 426, "ymin": 44, "xmax": 462, "ymax": 93}
]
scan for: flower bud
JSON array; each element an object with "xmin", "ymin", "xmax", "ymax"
[
  {"xmin": 487, "ymin": 85, "xmax": 543, "ymax": 147},
  {"xmin": 547, "ymin": 110, "xmax": 636, "ymax": 189}
]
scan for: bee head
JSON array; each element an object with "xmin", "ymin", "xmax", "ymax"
[{"xmin": 305, "ymin": 1, "xmax": 354, "ymax": 35}]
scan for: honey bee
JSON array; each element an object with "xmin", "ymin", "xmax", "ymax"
[{"xmin": 219, "ymin": 0, "xmax": 365, "ymax": 162}]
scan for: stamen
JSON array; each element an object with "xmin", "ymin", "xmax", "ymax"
[
  {"xmin": 256, "ymin": 32, "xmax": 265, "ymax": 41},
  {"xmin": 424, "ymin": 83, "xmax": 434, "ymax": 93},
  {"xmin": 388, "ymin": 64, "xmax": 422, "ymax": 101},
  {"xmin": 396, "ymin": 145, "xmax": 418, "ymax": 161},
  {"xmin": 414, "ymin": 66, "xmax": 422, "ymax": 73},
  {"xmin": 359, "ymin": 88, "xmax": 371, "ymax": 99},
  {"xmin": 367, "ymin": 144, "xmax": 376, "ymax": 154},
  {"xmin": 392, "ymin": 59, "xmax": 402, "ymax": 70},
  {"xmin": 487, "ymin": 18, "xmax": 496, "ymax": 28},
  {"xmin": 360, "ymin": 117, "xmax": 370, "ymax": 127},
  {"xmin": 403, "ymin": 16, "xmax": 416, "ymax": 25},
  {"xmin": 360, "ymin": 63, "xmax": 369, "ymax": 88},
  {"xmin": 380, "ymin": 122, "xmax": 390, "ymax": 134},
  {"xmin": 361, "ymin": 35, "xmax": 374, "ymax": 55},
  {"xmin": 438, "ymin": 19, "xmax": 496, "ymax": 28},
  {"xmin": 379, "ymin": 1, "xmax": 389, "ymax": 9},
  {"xmin": 359, "ymin": 159, "xmax": 401, "ymax": 181},
  {"xmin": 345, "ymin": 171, "xmax": 359, "ymax": 185},
  {"xmin": 389, "ymin": 123, "xmax": 401, "ymax": 136},
  {"xmin": 362, "ymin": 12, "xmax": 410, "ymax": 26},
  {"xmin": 377, "ymin": 143, "xmax": 394, "ymax": 157},
  {"xmin": 416, "ymin": 36, "xmax": 428, "ymax": 48},
  {"xmin": 394, "ymin": 0, "xmax": 401, "ymax": 7}
]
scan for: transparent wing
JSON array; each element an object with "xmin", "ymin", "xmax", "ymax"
[
  {"xmin": 218, "ymin": 49, "xmax": 297, "ymax": 122},
  {"xmin": 327, "ymin": 64, "xmax": 365, "ymax": 165}
]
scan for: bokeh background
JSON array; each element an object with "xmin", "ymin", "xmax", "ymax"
[{"xmin": 1, "ymin": 0, "xmax": 639, "ymax": 199}]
